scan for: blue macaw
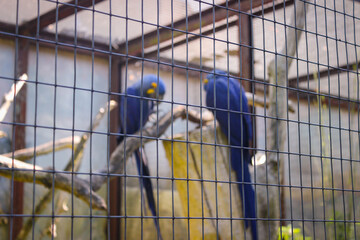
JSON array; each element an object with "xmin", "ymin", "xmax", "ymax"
[
  {"xmin": 117, "ymin": 74, "xmax": 166, "ymax": 239},
  {"xmin": 204, "ymin": 70, "xmax": 257, "ymax": 240}
]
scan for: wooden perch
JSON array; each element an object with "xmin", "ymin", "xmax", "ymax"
[
  {"xmin": 185, "ymin": 108, "xmax": 214, "ymax": 125},
  {"xmin": 256, "ymin": 1, "xmax": 308, "ymax": 240},
  {"xmin": 185, "ymin": 92, "xmax": 296, "ymax": 126},
  {"xmin": 2, "ymin": 136, "xmax": 81, "ymax": 161},
  {"xmin": 64, "ymin": 100, "xmax": 118, "ymax": 172},
  {"xmin": 91, "ymin": 98, "xmax": 293, "ymax": 191},
  {"xmin": 0, "ymin": 155, "xmax": 106, "ymax": 210},
  {"xmin": 245, "ymin": 92, "xmax": 296, "ymax": 113},
  {"xmin": 0, "ymin": 131, "xmax": 6, "ymax": 138},
  {"xmin": 91, "ymin": 105, "xmax": 187, "ymax": 191},
  {"xmin": 266, "ymin": 1, "xmax": 307, "ymax": 160},
  {"xmin": 0, "ymin": 73, "xmax": 27, "ymax": 122},
  {"xmin": 16, "ymin": 100, "xmax": 117, "ymax": 240}
]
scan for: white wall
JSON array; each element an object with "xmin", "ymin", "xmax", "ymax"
[{"xmin": 0, "ymin": 38, "xmax": 15, "ymax": 240}]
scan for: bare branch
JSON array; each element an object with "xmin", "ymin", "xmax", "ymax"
[
  {"xmin": 91, "ymin": 105, "xmax": 187, "ymax": 191},
  {"xmin": 245, "ymin": 92, "xmax": 296, "ymax": 113},
  {"xmin": 0, "ymin": 155, "xmax": 106, "ymax": 210},
  {"xmin": 2, "ymin": 136, "xmax": 81, "ymax": 161},
  {"xmin": 185, "ymin": 93, "xmax": 295, "ymax": 126},
  {"xmin": 64, "ymin": 100, "xmax": 118, "ymax": 172},
  {"xmin": 0, "ymin": 131, "xmax": 7, "ymax": 138},
  {"xmin": 16, "ymin": 100, "xmax": 117, "ymax": 240},
  {"xmin": 257, "ymin": 2, "xmax": 308, "ymax": 239},
  {"xmin": 185, "ymin": 108, "xmax": 214, "ymax": 125},
  {"xmin": 266, "ymin": 0, "xmax": 307, "ymax": 161},
  {"xmin": 0, "ymin": 74, "xmax": 27, "ymax": 122}
]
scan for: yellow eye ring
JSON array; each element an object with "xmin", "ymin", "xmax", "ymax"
[
  {"xmin": 203, "ymin": 79, "xmax": 209, "ymax": 84},
  {"xmin": 151, "ymin": 82, "xmax": 157, "ymax": 88}
]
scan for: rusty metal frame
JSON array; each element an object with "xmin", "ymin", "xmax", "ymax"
[
  {"xmin": 109, "ymin": 58, "xmax": 121, "ymax": 240},
  {"xmin": 0, "ymin": 0, "xmax": 294, "ymax": 61},
  {"xmin": 20, "ymin": 0, "xmax": 105, "ymax": 34},
  {"xmin": 10, "ymin": 37, "xmax": 29, "ymax": 240}
]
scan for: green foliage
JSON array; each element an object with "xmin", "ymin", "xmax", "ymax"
[
  {"xmin": 326, "ymin": 211, "xmax": 359, "ymax": 240},
  {"xmin": 277, "ymin": 224, "xmax": 312, "ymax": 240}
]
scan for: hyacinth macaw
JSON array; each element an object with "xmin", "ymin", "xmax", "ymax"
[
  {"xmin": 117, "ymin": 74, "xmax": 166, "ymax": 239},
  {"xmin": 204, "ymin": 70, "xmax": 257, "ymax": 240}
]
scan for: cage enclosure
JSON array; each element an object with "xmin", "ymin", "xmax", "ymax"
[{"xmin": 0, "ymin": 0, "xmax": 359, "ymax": 240}]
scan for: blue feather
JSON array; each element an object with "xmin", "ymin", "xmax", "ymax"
[
  {"xmin": 204, "ymin": 70, "xmax": 257, "ymax": 240},
  {"xmin": 118, "ymin": 75, "xmax": 165, "ymax": 239},
  {"xmin": 134, "ymin": 150, "xmax": 162, "ymax": 238}
]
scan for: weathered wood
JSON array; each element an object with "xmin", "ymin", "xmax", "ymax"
[
  {"xmin": 20, "ymin": 0, "xmax": 105, "ymax": 34},
  {"xmin": 0, "ymin": 131, "xmax": 6, "ymax": 138},
  {"xmin": 91, "ymin": 106, "xmax": 187, "ymax": 191},
  {"xmin": 256, "ymin": 1, "xmax": 308, "ymax": 240},
  {"xmin": 0, "ymin": 74, "xmax": 27, "ymax": 122},
  {"xmin": 0, "ymin": 155, "xmax": 106, "ymax": 210},
  {"xmin": 2, "ymin": 136, "xmax": 81, "ymax": 161},
  {"xmin": 15, "ymin": 100, "xmax": 117, "ymax": 240},
  {"xmin": 162, "ymin": 125, "xmax": 245, "ymax": 239}
]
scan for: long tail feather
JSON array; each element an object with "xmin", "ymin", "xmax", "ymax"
[
  {"xmin": 135, "ymin": 150, "xmax": 163, "ymax": 240},
  {"xmin": 231, "ymin": 148, "xmax": 258, "ymax": 240}
]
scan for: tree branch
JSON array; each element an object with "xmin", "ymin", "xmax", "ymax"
[
  {"xmin": 184, "ymin": 93, "xmax": 296, "ymax": 126},
  {"xmin": 0, "ymin": 155, "xmax": 106, "ymax": 210},
  {"xmin": 91, "ymin": 105, "xmax": 187, "ymax": 191},
  {"xmin": 15, "ymin": 100, "xmax": 117, "ymax": 240},
  {"xmin": 266, "ymin": 0, "xmax": 307, "ymax": 164},
  {"xmin": 0, "ymin": 74, "xmax": 27, "ymax": 122},
  {"xmin": 0, "ymin": 131, "xmax": 7, "ymax": 138},
  {"xmin": 257, "ymin": 1, "xmax": 308, "ymax": 239},
  {"xmin": 245, "ymin": 92, "xmax": 296, "ymax": 113},
  {"xmin": 64, "ymin": 100, "xmax": 118, "ymax": 172},
  {"xmin": 2, "ymin": 136, "xmax": 81, "ymax": 161}
]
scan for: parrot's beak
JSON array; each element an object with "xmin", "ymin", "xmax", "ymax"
[
  {"xmin": 153, "ymin": 94, "xmax": 164, "ymax": 105},
  {"xmin": 158, "ymin": 94, "xmax": 164, "ymax": 100}
]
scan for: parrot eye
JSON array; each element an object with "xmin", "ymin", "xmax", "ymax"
[{"xmin": 203, "ymin": 79, "xmax": 209, "ymax": 84}]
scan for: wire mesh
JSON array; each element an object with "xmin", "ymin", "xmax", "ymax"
[{"xmin": 0, "ymin": 0, "xmax": 359, "ymax": 240}]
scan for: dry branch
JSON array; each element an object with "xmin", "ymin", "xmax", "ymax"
[
  {"xmin": 245, "ymin": 92, "xmax": 296, "ymax": 113},
  {"xmin": 91, "ymin": 105, "xmax": 187, "ymax": 191},
  {"xmin": 256, "ymin": 1, "xmax": 308, "ymax": 240},
  {"xmin": 185, "ymin": 93, "xmax": 296, "ymax": 126},
  {"xmin": 266, "ymin": 1, "xmax": 307, "ymax": 161},
  {"xmin": 183, "ymin": 92, "xmax": 296, "ymax": 127},
  {"xmin": 16, "ymin": 100, "xmax": 117, "ymax": 240},
  {"xmin": 0, "ymin": 155, "xmax": 106, "ymax": 210},
  {"xmin": 2, "ymin": 136, "xmax": 81, "ymax": 161},
  {"xmin": 185, "ymin": 108, "xmax": 214, "ymax": 125},
  {"xmin": 0, "ymin": 131, "xmax": 7, "ymax": 138},
  {"xmin": 0, "ymin": 74, "xmax": 27, "ymax": 122},
  {"xmin": 64, "ymin": 100, "xmax": 117, "ymax": 172}
]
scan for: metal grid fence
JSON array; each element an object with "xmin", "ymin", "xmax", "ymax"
[{"xmin": 0, "ymin": 0, "xmax": 359, "ymax": 239}]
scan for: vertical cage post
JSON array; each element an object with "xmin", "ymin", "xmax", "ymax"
[
  {"xmin": 109, "ymin": 59, "xmax": 121, "ymax": 240},
  {"xmin": 10, "ymin": 37, "xmax": 29, "ymax": 240}
]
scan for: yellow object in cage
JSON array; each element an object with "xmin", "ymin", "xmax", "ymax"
[{"xmin": 163, "ymin": 125, "xmax": 245, "ymax": 240}]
